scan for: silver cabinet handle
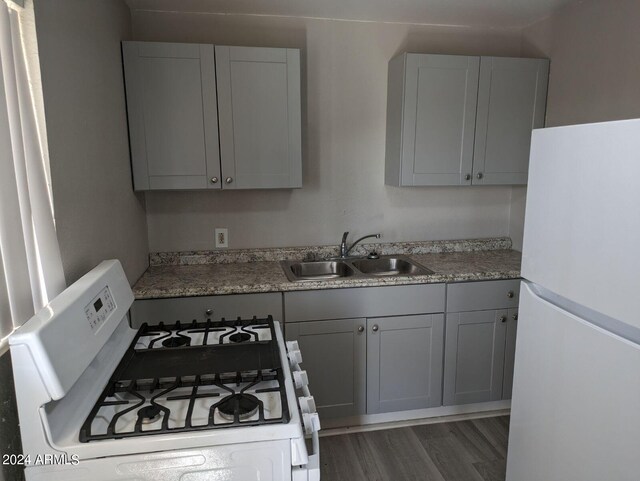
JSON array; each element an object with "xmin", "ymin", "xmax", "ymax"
[
  {"xmin": 357, "ymin": 326, "xmax": 364, "ymax": 333},
  {"xmin": 507, "ymin": 290, "xmax": 514, "ymax": 298},
  {"xmin": 465, "ymin": 174, "xmax": 471, "ymax": 181},
  {"xmin": 512, "ymin": 313, "xmax": 518, "ymax": 321},
  {"xmin": 225, "ymin": 177, "xmax": 233, "ymax": 184},
  {"xmin": 500, "ymin": 315, "xmax": 507, "ymax": 323},
  {"xmin": 476, "ymin": 172, "xmax": 483, "ymax": 179},
  {"xmin": 205, "ymin": 308, "xmax": 213, "ymax": 316},
  {"xmin": 372, "ymin": 325, "xmax": 379, "ymax": 332},
  {"xmin": 210, "ymin": 177, "xmax": 219, "ymax": 184}
]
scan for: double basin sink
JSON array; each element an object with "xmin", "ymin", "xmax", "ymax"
[{"xmin": 280, "ymin": 255, "xmax": 433, "ymax": 282}]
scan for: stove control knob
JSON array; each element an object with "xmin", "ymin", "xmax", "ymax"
[
  {"xmin": 293, "ymin": 370, "xmax": 309, "ymax": 389},
  {"xmin": 298, "ymin": 395, "xmax": 316, "ymax": 414},
  {"xmin": 286, "ymin": 341, "xmax": 300, "ymax": 352},
  {"xmin": 302, "ymin": 412, "xmax": 321, "ymax": 435},
  {"xmin": 289, "ymin": 349, "xmax": 303, "ymax": 366}
]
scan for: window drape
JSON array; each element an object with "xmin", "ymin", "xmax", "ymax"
[{"xmin": 0, "ymin": 0, "xmax": 65, "ymax": 352}]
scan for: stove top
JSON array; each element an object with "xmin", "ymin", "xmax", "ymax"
[{"xmin": 80, "ymin": 317, "xmax": 290, "ymax": 442}]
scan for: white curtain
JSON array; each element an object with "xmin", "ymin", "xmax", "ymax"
[{"xmin": 0, "ymin": 0, "xmax": 65, "ymax": 352}]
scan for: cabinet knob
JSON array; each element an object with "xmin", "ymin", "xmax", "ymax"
[
  {"xmin": 476, "ymin": 172, "xmax": 483, "ymax": 179},
  {"xmin": 500, "ymin": 315, "xmax": 507, "ymax": 323},
  {"xmin": 465, "ymin": 174, "xmax": 471, "ymax": 181},
  {"xmin": 507, "ymin": 290, "xmax": 514, "ymax": 298},
  {"xmin": 210, "ymin": 177, "xmax": 219, "ymax": 184},
  {"xmin": 205, "ymin": 308, "xmax": 213, "ymax": 316},
  {"xmin": 357, "ymin": 325, "xmax": 364, "ymax": 333},
  {"xmin": 512, "ymin": 313, "xmax": 518, "ymax": 321},
  {"xmin": 372, "ymin": 325, "xmax": 379, "ymax": 332},
  {"xmin": 225, "ymin": 177, "xmax": 233, "ymax": 184}
]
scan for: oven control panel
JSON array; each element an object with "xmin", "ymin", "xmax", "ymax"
[{"xmin": 84, "ymin": 286, "xmax": 116, "ymax": 333}]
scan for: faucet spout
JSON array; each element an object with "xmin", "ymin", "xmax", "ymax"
[{"xmin": 340, "ymin": 232, "xmax": 381, "ymax": 258}]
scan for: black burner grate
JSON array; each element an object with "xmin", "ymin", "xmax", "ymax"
[{"xmin": 79, "ymin": 316, "xmax": 290, "ymax": 442}]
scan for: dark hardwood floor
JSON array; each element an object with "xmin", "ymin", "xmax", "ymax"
[{"xmin": 319, "ymin": 415, "xmax": 509, "ymax": 481}]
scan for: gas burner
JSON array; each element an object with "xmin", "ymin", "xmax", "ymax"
[
  {"xmin": 162, "ymin": 336, "xmax": 190, "ymax": 348},
  {"xmin": 229, "ymin": 332, "xmax": 252, "ymax": 343},
  {"xmin": 217, "ymin": 394, "xmax": 260, "ymax": 421},
  {"xmin": 138, "ymin": 405, "xmax": 162, "ymax": 424}
]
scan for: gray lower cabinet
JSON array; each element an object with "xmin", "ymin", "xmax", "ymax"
[
  {"xmin": 122, "ymin": 42, "xmax": 302, "ymax": 191},
  {"xmin": 130, "ymin": 293, "xmax": 283, "ymax": 328},
  {"xmin": 285, "ymin": 319, "xmax": 366, "ymax": 419},
  {"xmin": 367, "ymin": 315, "xmax": 444, "ymax": 414},
  {"xmin": 502, "ymin": 308, "xmax": 518, "ymax": 399},
  {"xmin": 443, "ymin": 309, "xmax": 507, "ymax": 405}
]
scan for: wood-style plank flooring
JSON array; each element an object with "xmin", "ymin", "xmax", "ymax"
[{"xmin": 319, "ymin": 416, "xmax": 509, "ymax": 481}]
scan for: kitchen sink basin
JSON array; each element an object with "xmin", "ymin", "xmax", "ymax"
[
  {"xmin": 350, "ymin": 256, "xmax": 433, "ymax": 276},
  {"xmin": 283, "ymin": 260, "xmax": 356, "ymax": 281},
  {"xmin": 281, "ymin": 255, "xmax": 432, "ymax": 281}
]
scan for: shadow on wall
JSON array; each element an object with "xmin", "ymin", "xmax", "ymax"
[{"xmin": 0, "ymin": 352, "xmax": 24, "ymax": 481}]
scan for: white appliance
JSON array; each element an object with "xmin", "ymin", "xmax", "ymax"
[
  {"xmin": 506, "ymin": 119, "xmax": 640, "ymax": 480},
  {"xmin": 10, "ymin": 260, "xmax": 320, "ymax": 481}
]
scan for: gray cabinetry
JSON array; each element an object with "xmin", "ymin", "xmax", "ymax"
[
  {"xmin": 215, "ymin": 46, "xmax": 302, "ymax": 189},
  {"xmin": 122, "ymin": 42, "xmax": 302, "ymax": 191},
  {"xmin": 122, "ymin": 42, "xmax": 220, "ymax": 191},
  {"xmin": 502, "ymin": 308, "xmax": 518, "ymax": 399},
  {"xmin": 473, "ymin": 57, "xmax": 549, "ymax": 185},
  {"xmin": 385, "ymin": 53, "xmax": 549, "ymax": 187},
  {"xmin": 286, "ymin": 319, "xmax": 366, "ymax": 419},
  {"xmin": 130, "ymin": 292, "xmax": 283, "ymax": 328},
  {"xmin": 444, "ymin": 279, "xmax": 521, "ymax": 405},
  {"xmin": 443, "ymin": 309, "xmax": 507, "ymax": 405},
  {"xmin": 367, "ymin": 315, "xmax": 444, "ymax": 414},
  {"xmin": 385, "ymin": 54, "xmax": 479, "ymax": 186}
]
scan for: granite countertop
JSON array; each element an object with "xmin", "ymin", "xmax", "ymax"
[{"xmin": 132, "ymin": 238, "xmax": 521, "ymax": 299}]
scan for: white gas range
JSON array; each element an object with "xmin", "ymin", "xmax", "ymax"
[{"xmin": 9, "ymin": 260, "xmax": 320, "ymax": 481}]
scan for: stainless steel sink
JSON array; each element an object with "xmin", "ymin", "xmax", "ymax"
[
  {"xmin": 281, "ymin": 255, "xmax": 432, "ymax": 281},
  {"xmin": 282, "ymin": 260, "xmax": 356, "ymax": 281},
  {"xmin": 351, "ymin": 256, "xmax": 433, "ymax": 276}
]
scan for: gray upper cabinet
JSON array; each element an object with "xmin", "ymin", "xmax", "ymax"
[
  {"xmin": 215, "ymin": 46, "xmax": 302, "ymax": 189},
  {"xmin": 443, "ymin": 309, "xmax": 507, "ymax": 406},
  {"xmin": 285, "ymin": 318, "xmax": 366, "ymax": 420},
  {"xmin": 122, "ymin": 42, "xmax": 302, "ymax": 191},
  {"xmin": 385, "ymin": 53, "xmax": 549, "ymax": 187},
  {"xmin": 367, "ymin": 314, "xmax": 444, "ymax": 414},
  {"xmin": 473, "ymin": 57, "xmax": 549, "ymax": 185},
  {"xmin": 385, "ymin": 54, "xmax": 479, "ymax": 186},
  {"xmin": 122, "ymin": 42, "xmax": 220, "ymax": 191}
]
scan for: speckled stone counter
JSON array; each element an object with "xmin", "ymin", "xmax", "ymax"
[{"xmin": 133, "ymin": 238, "xmax": 521, "ymax": 299}]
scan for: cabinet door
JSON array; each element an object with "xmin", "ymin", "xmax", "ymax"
[
  {"xmin": 216, "ymin": 46, "xmax": 302, "ymax": 189},
  {"xmin": 399, "ymin": 54, "xmax": 479, "ymax": 186},
  {"xmin": 122, "ymin": 42, "xmax": 220, "ymax": 191},
  {"xmin": 472, "ymin": 57, "xmax": 549, "ymax": 185},
  {"xmin": 443, "ymin": 310, "xmax": 507, "ymax": 405},
  {"xmin": 285, "ymin": 319, "xmax": 366, "ymax": 419},
  {"xmin": 367, "ymin": 314, "xmax": 444, "ymax": 414},
  {"xmin": 502, "ymin": 308, "xmax": 518, "ymax": 399}
]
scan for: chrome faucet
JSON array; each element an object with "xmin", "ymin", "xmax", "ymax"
[{"xmin": 339, "ymin": 232, "xmax": 381, "ymax": 258}]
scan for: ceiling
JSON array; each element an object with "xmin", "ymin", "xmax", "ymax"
[{"xmin": 125, "ymin": 0, "xmax": 574, "ymax": 28}]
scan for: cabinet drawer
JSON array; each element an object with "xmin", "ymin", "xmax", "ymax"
[
  {"xmin": 446, "ymin": 279, "xmax": 520, "ymax": 312},
  {"xmin": 130, "ymin": 293, "xmax": 283, "ymax": 328},
  {"xmin": 284, "ymin": 284, "xmax": 445, "ymax": 322}
]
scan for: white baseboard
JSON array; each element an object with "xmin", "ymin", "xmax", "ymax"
[{"xmin": 319, "ymin": 400, "xmax": 511, "ymax": 437}]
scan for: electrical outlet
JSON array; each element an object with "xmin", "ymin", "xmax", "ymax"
[{"xmin": 215, "ymin": 228, "xmax": 228, "ymax": 248}]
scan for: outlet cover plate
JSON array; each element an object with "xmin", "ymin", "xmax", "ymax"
[{"xmin": 215, "ymin": 228, "xmax": 228, "ymax": 248}]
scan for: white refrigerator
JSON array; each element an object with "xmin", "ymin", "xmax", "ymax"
[{"xmin": 506, "ymin": 119, "xmax": 640, "ymax": 480}]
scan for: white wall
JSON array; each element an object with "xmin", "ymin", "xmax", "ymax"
[
  {"xmin": 131, "ymin": 11, "xmax": 525, "ymax": 251},
  {"xmin": 35, "ymin": 0, "xmax": 149, "ymax": 284},
  {"xmin": 508, "ymin": 0, "xmax": 640, "ymax": 251}
]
